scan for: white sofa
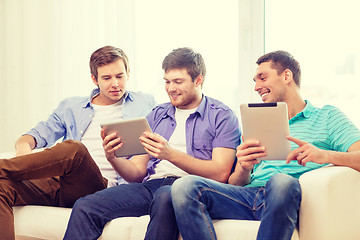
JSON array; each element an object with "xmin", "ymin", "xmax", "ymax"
[{"xmin": 1, "ymin": 151, "xmax": 359, "ymax": 240}]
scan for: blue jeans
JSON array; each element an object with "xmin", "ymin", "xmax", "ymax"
[
  {"xmin": 169, "ymin": 174, "xmax": 301, "ymax": 240},
  {"xmin": 63, "ymin": 177, "xmax": 179, "ymax": 240}
]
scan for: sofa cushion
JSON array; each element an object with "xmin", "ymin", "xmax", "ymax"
[
  {"xmin": 14, "ymin": 206, "xmax": 71, "ymax": 240},
  {"xmin": 14, "ymin": 205, "xmax": 299, "ymax": 240},
  {"xmin": 14, "ymin": 206, "xmax": 136, "ymax": 240},
  {"xmin": 100, "ymin": 215, "xmax": 149, "ymax": 240}
]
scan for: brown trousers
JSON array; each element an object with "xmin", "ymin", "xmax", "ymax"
[{"xmin": 0, "ymin": 140, "xmax": 107, "ymax": 240}]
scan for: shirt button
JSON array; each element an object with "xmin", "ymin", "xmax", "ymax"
[
  {"xmin": 171, "ymin": 123, "xmax": 175, "ymax": 126},
  {"xmin": 203, "ymin": 144, "xmax": 206, "ymax": 148}
]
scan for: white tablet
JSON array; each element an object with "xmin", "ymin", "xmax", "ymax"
[
  {"xmin": 240, "ymin": 102, "xmax": 291, "ymax": 160},
  {"xmin": 100, "ymin": 117, "xmax": 152, "ymax": 157}
]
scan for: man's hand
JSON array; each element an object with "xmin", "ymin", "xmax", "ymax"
[
  {"xmin": 15, "ymin": 145, "xmax": 32, "ymax": 156},
  {"xmin": 286, "ymin": 136, "xmax": 330, "ymax": 166},
  {"xmin": 235, "ymin": 139, "xmax": 266, "ymax": 172},
  {"xmin": 228, "ymin": 139, "xmax": 265, "ymax": 186},
  {"xmin": 15, "ymin": 135, "xmax": 36, "ymax": 156},
  {"xmin": 101, "ymin": 129, "xmax": 123, "ymax": 162},
  {"xmin": 139, "ymin": 132, "xmax": 174, "ymax": 160}
]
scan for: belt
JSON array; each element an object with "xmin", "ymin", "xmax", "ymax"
[{"xmin": 163, "ymin": 175, "xmax": 180, "ymax": 179}]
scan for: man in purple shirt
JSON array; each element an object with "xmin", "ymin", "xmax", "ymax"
[{"xmin": 63, "ymin": 47, "xmax": 241, "ymax": 240}]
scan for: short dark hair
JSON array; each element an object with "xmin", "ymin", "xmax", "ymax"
[
  {"xmin": 162, "ymin": 47, "xmax": 206, "ymax": 85},
  {"xmin": 256, "ymin": 50, "xmax": 301, "ymax": 87},
  {"xmin": 90, "ymin": 46, "xmax": 129, "ymax": 80}
]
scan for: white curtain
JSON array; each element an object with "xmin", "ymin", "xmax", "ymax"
[
  {"xmin": 0, "ymin": 0, "xmax": 137, "ymax": 152},
  {"xmin": 0, "ymin": 0, "xmax": 264, "ymax": 152}
]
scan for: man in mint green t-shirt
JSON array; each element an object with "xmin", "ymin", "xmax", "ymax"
[{"xmin": 159, "ymin": 50, "xmax": 360, "ymax": 240}]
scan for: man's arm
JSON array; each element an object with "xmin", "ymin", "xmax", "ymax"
[
  {"xmin": 287, "ymin": 136, "xmax": 360, "ymax": 171},
  {"xmin": 15, "ymin": 135, "xmax": 36, "ymax": 156},
  {"xmin": 139, "ymin": 132, "xmax": 235, "ymax": 183}
]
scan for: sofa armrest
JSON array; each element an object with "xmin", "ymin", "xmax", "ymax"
[
  {"xmin": 0, "ymin": 149, "xmax": 44, "ymax": 159},
  {"xmin": 298, "ymin": 165, "xmax": 360, "ymax": 240},
  {"xmin": 0, "ymin": 151, "xmax": 16, "ymax": 158}
]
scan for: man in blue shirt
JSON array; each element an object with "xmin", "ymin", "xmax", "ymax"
[
  {"xmin": 63, "ymin": 47, "xmax": 241, "ymax": 240},
  {"xmin": 164, "ymin": 50, "xmax": 360, "ymax": 240},
  {"xmin": 0, "ymin": 46, "xmax": 156, "ymax": 240}
]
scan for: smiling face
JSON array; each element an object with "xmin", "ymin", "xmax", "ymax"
[
  {"xmin": 164, "ymin": 68, "xmax": 203, "ymax": 109},
  {"xmin": 91, "ymin": 59, "xmax": 128, "ymax": 105},
  {"xmin": 253, "ymin": 61, "xmax": 288, "ymax": 103}
]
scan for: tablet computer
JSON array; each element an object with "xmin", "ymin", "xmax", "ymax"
[
  {"xmin": 100, "ymin": 117, "xmax": 152, "ymax": 157},
  {"xmin": 240, "ymin": 102, "xmax": 291, "ymax": 160}
]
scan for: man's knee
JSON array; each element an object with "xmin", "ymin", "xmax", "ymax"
[
  {"xmin": 171, "ymin": 175, "xmax": 201, "ymax": 195},
  {"xmin": 153, "ymin": 185, "xmax": 172, "ymax": 205},
  {"xmin": 266, "ymin": 174, "xmax": 301, "ymax": 205},
  {"xmin": 58, "ymin": 140, "xmax": 94, "ymax": 167},
  {"xmin": 150, "ymin": 186, "xmax": 172, "ymax": 216},
  {"xmin": 268, "ymin": 173, "xmax": 300, "ymax": 190},
  {"xmin": 71, "ymin": 195, "xmax": 97, "ymax": 217},
  {"xmin": 171, "ymin": 175, "xmax": 205, "ymax": 208},
  {"xmin": 62, "ymin": 140, "xmax": 89, "ymax": 155}
]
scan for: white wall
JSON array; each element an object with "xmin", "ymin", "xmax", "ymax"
[{"xmin": 0, "ymin": 0, "xmax": 264, "ymax": 152}]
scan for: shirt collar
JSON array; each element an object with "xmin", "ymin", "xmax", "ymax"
[
  {"xmin": 164, "ymin": 94, "xmax": 205, "ymax": 118},
  {"xmin": 292, "ymin": 100, "xmax": 314, "ymax": 120},
  {"xmin": 194, "ymin": 95, "xmax": 206, "ymax": 119},
  {"xmin": 84, "ymin": 88, "xmax": 131, "ymax": 108},
  {"xmin": 301, "ymin": 100, "xmax": 314, "ymax": 118},
  {"xmin": 125, "ymin": 91, "xmax": 133, "ymax": 101}
]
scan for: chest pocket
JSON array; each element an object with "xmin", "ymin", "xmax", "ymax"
[{"xmin": 193, "ymin": 139, "xmax": 213, "ymax": 151}]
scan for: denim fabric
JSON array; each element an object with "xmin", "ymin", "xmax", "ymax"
[
  {"xmin": 64, "ymin": 95, "xmax": 241, "ymax": 239},
  {"xmin": 63, "ymin": 177, "xmax": 178, "ymax": 240},
  {"xmin": 145, "ymin": 185, "xmax": 179, "ymax": 240},
  {"xmin": 170, "ymin": 174, "xmax": 301, "ymax": 240}
]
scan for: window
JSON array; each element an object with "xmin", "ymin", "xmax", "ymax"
[
  {"xmin": 131, "ymin": 0, "xmax": 264, "ymax": 115},
  {"xmin": 0, "ymin": 0, "xmax": 264, "ymax": 152},
  {"xmin": 265, "ymin": 0, "xmax": 360, "ymax": 127}
]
